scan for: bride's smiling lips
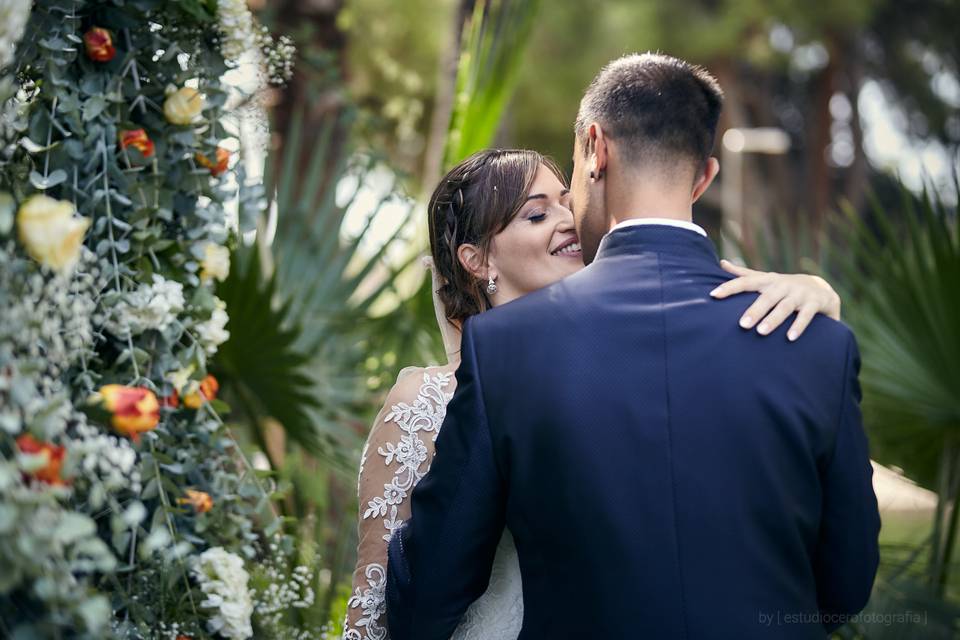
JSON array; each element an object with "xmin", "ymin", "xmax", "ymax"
[{"xmin": 550, "ymin": 235, "xmax": 582, "ymax": 258}]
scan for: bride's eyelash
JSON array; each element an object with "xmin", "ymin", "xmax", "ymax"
[{"xmin": 528, "ymin": 210, "xmax": 547, "ymax": 222}]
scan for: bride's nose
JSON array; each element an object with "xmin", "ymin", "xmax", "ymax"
[{"xmin": 556, "ymin": 208, "xmax": 576, "ymax": 233}]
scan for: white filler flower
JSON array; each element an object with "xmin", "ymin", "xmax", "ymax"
[
  {"xmin": 195, "ymin": 296, "xmax": 230, "ymax": 355},
  {"xmin": 0, "ymin": 0, "xmax": 32, "ymax": 69},
  {"xmin": 217, "ymin": 0, "xmax": 255, "ymax": 64},
  {"xmin": 103, "ymin": 274, "xmax": 185, "ymax": 337},
  {"xmin": 192, "ymin": 547, "xmax": 254, "ymax": 640}
]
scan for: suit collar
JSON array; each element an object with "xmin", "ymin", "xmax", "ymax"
[
  {"xmin": 594, "ymin": 223, "xmax": 720, "ymax": 264},
  {"xmin": 609, "ymin": 217, "xmax": 707, "ymax": 237}
]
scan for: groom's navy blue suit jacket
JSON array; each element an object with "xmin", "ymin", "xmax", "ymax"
[{"xmin": 386, "ymin": 224, "xmax": 880, "ymax": 639}]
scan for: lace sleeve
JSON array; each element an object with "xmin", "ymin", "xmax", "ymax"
[{"xmin": 343, "ymin": 368, "xmax": 454, "ymax": 640}]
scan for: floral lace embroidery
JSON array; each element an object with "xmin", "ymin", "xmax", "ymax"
[
  {"xmin": 364, "ymin": 371, "xmax": 452, "ymax": 542},
  {"xmin": 344, "ymin": 563, "xmax": 387, "ymax": 640},
  {"xmin": 344, "ymin": 370, "xmax": 454, "ymax": 640}
]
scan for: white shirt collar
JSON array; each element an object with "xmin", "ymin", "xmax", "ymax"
[{"xmin": 608, "ymin": 217, "xmax": 707, "ymax": 237}]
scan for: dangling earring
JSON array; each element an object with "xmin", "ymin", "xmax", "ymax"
[{"xmin": 487, "ymin": 275, "xmax": 498, "ymax": 294}]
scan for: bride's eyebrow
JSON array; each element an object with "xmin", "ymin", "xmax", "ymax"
[{"xmin": 525, "ymin": 189, "xmax": 570, "ymax": 202}]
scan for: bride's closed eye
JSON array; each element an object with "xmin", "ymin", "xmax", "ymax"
[{"xmin": 527, "ymin": 209, "xmax": 547, "ymax": 223}]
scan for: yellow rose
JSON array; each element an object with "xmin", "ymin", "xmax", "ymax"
[
  {"xmin": 163, "ymin": 86, "xmax": 205, "ymax": 125},
  {"xmin": 17, "ymin": 195, "xmax": 91, "ymax": 273},
  {"xmin": 200, "ymin": 243, "xmax": 230, "ymax": 282}
]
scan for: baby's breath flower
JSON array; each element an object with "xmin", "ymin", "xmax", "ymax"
[{"xmin": 217, "ymin": 0, "xmax": 256, "ymax": 64}]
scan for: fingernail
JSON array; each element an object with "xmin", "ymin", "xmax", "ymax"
[
  {"xmin": 709, "ymin": 287, "xmax": 720, "ymax": 297},
  {"xmin": 739, "ymin": 316, "xmax": 752, "ymax": 329},
  {"xmin": 787, "ymin": 331, "xmax": 798, "ymax": 342},
  {"xmin": 757, "ymin": 323, "xmax": 770, "ymax": 335}
]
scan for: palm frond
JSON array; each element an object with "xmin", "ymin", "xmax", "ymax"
[
  {"xmin": 216, "ymin": 103, "xmax": 439, "ymax": 471},
  {"xmin": 830, "ymin": 183, "xmax": 960, "ymax": 490},
  {"xmin": 214, "ymin": 242, "xmax": 346, "ymax": 461},
  {"xmin": 443, "ymin": 0, "xmax": 541, "ymax": 169}
]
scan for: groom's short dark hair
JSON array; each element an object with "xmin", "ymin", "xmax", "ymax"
[{"xmin": 575, "ymin": 52, "xmax": 723, "ymax": 176}]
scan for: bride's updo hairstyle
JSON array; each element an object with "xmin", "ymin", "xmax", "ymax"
[{"xmin": 427, "ymin": 148, "xmax": 565, "ymax": 326}]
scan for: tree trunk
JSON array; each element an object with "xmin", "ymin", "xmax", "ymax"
[
  {"xmin": 806, "ymin": 34, "xmax": 839, "ymax": 237},
  {"xmin": 263, "ymin": 0, "xmax": 350, "ymax": 202},
  {"xmin": 841, "ymin": 41, "xmax": 869, "ymax": 217}
]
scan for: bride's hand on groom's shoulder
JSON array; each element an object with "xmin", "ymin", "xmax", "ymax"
[{"xmin": 710, "ymin": 260, "xmax": 842, "ymax": 342}]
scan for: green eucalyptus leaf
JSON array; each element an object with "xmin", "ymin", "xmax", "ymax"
[
  {"xmin": 53, "ymin": 512, "xmax": 97, "ymax": 544},
  {"xmin": 82, "ymin": 96, "xmax": 108, "ymax": 122},
  {"xmin": 19, "ymin": 137, "xmax": 57, "ymax": 154},
  {"xmin": 28, "ymin": 169, "xmax": 68, "ymax": 190},
  {"xmin": 0, "ymin": 192, "xmax": 13, "ymax": 234}
]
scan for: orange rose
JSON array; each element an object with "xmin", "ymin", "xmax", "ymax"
[
  {"xmin": 98, "ymin": 385, "xmax": 160, "ymax": 442},
  {"xmin": 178, "ymin": 489, "xmax": 213, "ymax": 514},
  {"xmin": 16, "ymin": 434, "xmax": 68, "ymax": 486},
  {"xmin": 119, "ymin": 129, "xmax": 155, "ymax": 159},
  {"xmin": 83, "ymin": 27, "xmax": 116, "ymax": 62},
  {"xmin": 183, "ymin": 375, "xmax": 218, "ymax": 409},
  {"xmin": 160, "ymin": 388, "xmax": 180, "ymax": 409},
  {"xmin": 195, "ymin": 147, "xmax": 230, "ymax": 177}
]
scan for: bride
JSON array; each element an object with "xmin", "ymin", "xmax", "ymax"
[{"xmin": 342, "ymin": 148, "xmax": 841, "ymax": 640}]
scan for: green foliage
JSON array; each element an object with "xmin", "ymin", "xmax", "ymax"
[
  {"xmin": 337, "ymin": 0, "xmax": 453, "ymax": 176},
  {"xmin": 216, "ymin": 103, "xmax": 435, "ymax": 472},
  {"xmin": 214, "ymin": 242, "xmax": 329, "ymax": 458},
  {"xmin": 0, "ymin": 0, "xmax": 324, "ymax": 637},
  {"xmin": 443, "ymin": 0, "xmax": 541, "ymax": 169},
  {"xmin": 832, "ymin": 184, "xmax": 960, "ymax": 490}
]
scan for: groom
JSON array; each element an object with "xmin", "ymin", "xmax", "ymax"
[{"xmin": 386, "ymin": 53, "xmax": 880, "ymax": 638}]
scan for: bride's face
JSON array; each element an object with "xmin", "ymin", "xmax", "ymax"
[{"xmin": 487, "ymin": 164, "xmax": 583, "ymax": 305}]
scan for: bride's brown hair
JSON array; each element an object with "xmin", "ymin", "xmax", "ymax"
[{"xmin": 427, "ymin": 149, "xmax": 566, "ymax": 325}]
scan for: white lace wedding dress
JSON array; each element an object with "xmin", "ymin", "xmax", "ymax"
[
  {"xmin": 343, "ymin": 259, "xmax": 523, "ymax": 640},
  {"xmin": 343, "ymin": 368, "xmax": 524, "ymax": 640}
]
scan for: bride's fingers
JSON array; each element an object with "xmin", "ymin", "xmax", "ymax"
[
  {"xmin": 786, "ymin": 304, "xmax": 819, "ymax": 341},
  {"xmin": 737, "ymin": 286, "xmax": 787, "ymax": 329},
  {"xmin": 710, "ymin": 273, "xmax": 772, "ymax": 299},
  {"xmin": 754, "ymin": 296, "xmax": 800, "ymax": 335},
  {"xmin": 719, "ymin": 259, "xmax": 756, "ymax": 277}
]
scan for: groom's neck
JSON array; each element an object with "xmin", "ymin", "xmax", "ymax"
[
  {"xmin": 605, "ymin": 183, "xmax": 694, "ymax": 231},
  {"xmin": 605, "ymin": 164, "xmax": 696, "ymax": 228}
]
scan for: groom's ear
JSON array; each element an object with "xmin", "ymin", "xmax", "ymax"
[
  {"xmin": 589, "ymin": 122, "xmax": 608, "ymax": 179},
  {"xmin": 691, "ymin": 156, "xmax": 720, "ymax": 203},
  {"xmin": 457, "ymin": 243, "xmax": 490, "ymax": 281}
]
